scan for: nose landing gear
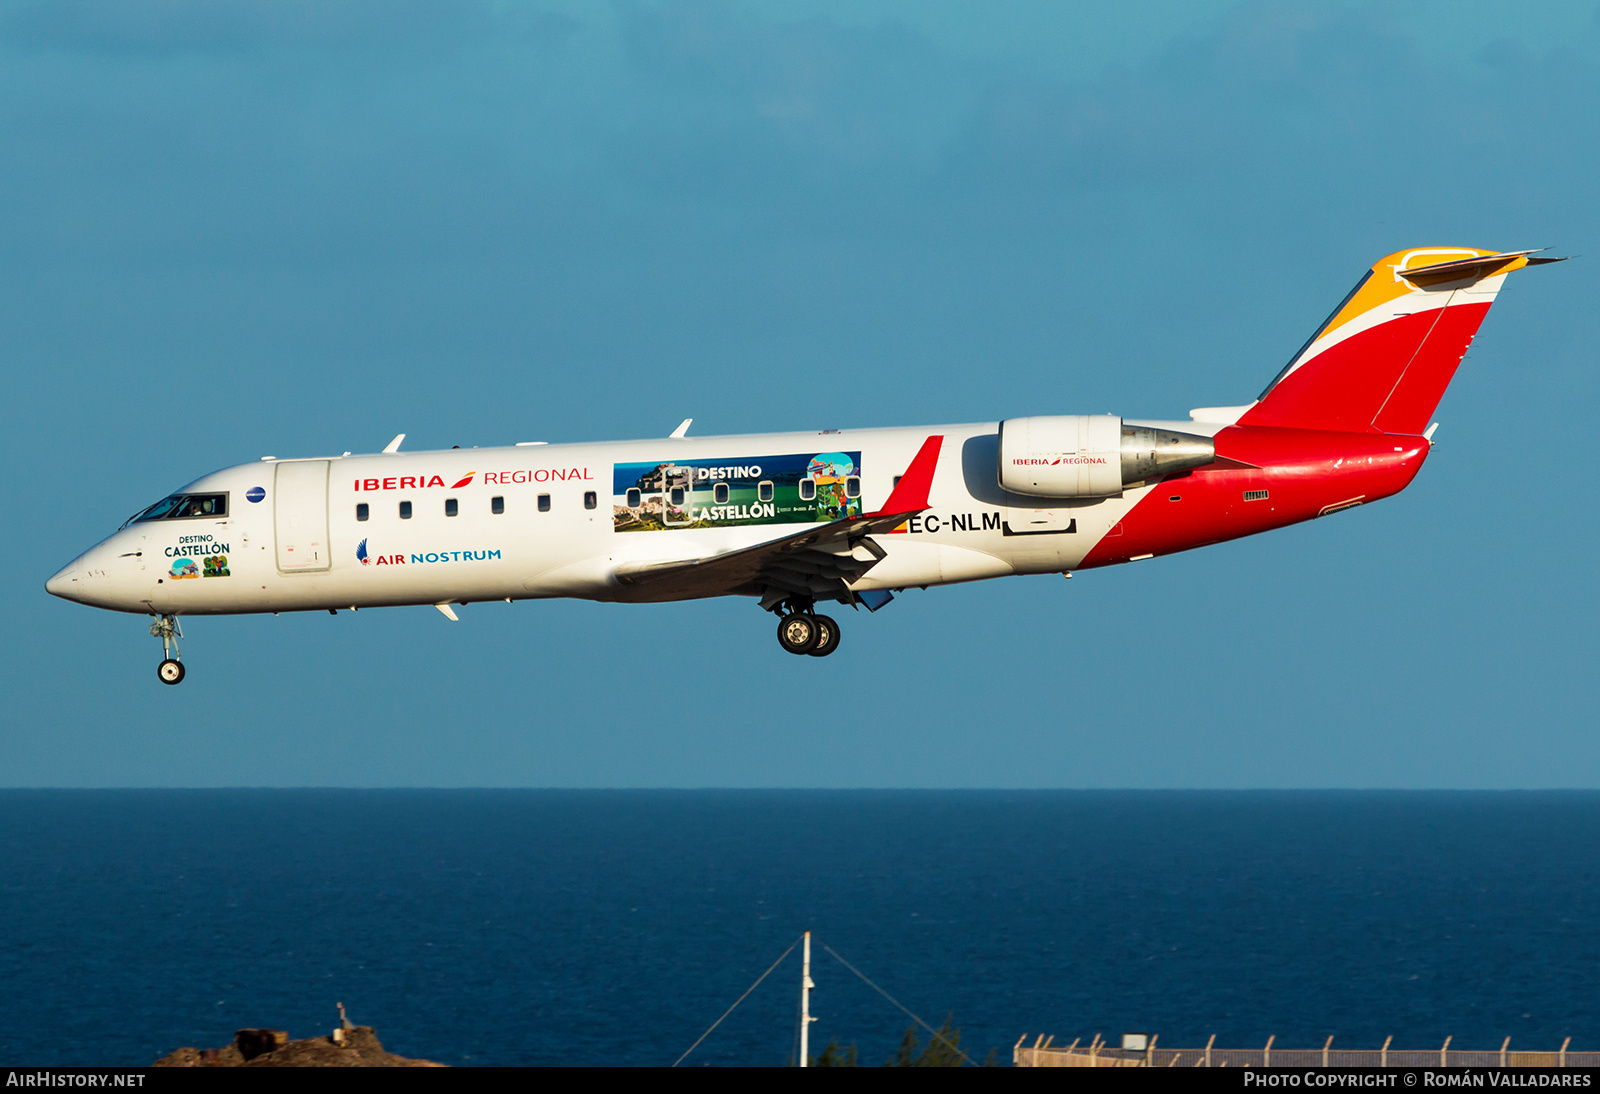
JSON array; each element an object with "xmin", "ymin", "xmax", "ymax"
[
  {"xmin": 150, "ymin": 614, "xmax": 185, "ymax": 685},
  {"xmin": 772, "ymin": 600, "xmax": 842, "ymax": 658}
]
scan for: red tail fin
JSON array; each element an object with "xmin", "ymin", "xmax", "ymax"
[{"xmin": 1239, "ymin": 248, "xmax": 1554, "ymax": 434}]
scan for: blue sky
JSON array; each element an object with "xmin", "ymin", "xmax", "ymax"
[{"xmin": 6, "ymin": 0, "xmax": 1598, "ymax": 787}]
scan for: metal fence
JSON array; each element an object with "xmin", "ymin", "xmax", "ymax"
[{"xmin": 1013, "ymin": 1034, "xmax": 1593, "ymax": 1068}]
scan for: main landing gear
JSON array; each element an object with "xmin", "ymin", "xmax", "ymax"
[
  {"xmin": 773, "ymin": 600, "xmax": 841, "ymax": 658},
  {"xmin": 150, "ymin": 614, "xmax": 185, "ymax": 685}
]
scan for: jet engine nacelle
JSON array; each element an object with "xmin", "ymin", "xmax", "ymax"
[{"xmin": 998, "ymin": 415, "xmax": 1216, "ymax": 498}]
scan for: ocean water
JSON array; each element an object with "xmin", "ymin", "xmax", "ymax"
[{"xmin": 1, "ymin": 790, "xmax": 1597, "ymax": 1067}]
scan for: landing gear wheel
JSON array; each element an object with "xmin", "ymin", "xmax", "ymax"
[
  {"xmin": 808, "ymin": 614, "xmax": 841, "ymax": 657},
  {"xmin": 776, "ymin": 612, "xmax": 820, "ymax": 655},
  {"xmin": 150, "ymin": 615, "xmax": 185, "ymax": 685}
]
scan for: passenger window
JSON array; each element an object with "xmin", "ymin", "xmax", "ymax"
[
  {"xmin": 798, "ymin": 478, "xmax": 816, "ymax": 501},
  {"xmin": 584, "ymin": 491, "xmax": 598, "ymax": 510},
  {"xmin": 399, "ymin": 500, "xmax": 412, "ymax": 519},
  {"xmin": 669, "ymin": 486, "xmax": 686, "ymax": 506},
  {"xmin": 356, "ymin": 503, "xmax": 369, "ymax": 522},
  {"xmin": 445, "ymin": 498, "xmax": 458, "ymax": 517},
  {"xmin": 757, "ymin": 481, "xmax": 774, "ymax": 503},
  {"xmin": 538, "ymin": 494, "xmax": 551, "ymax": 512},
  {"xmin": 626, "ymin": 488, "xmax": 641, "ymax": 508},
  {"xmin": 844, "ymin": 476, "xmax": 861, "ymax": 499},
  {"xmin": 713, "ymin": 483, "xmax": 729, "ymax": 504},
  {"xmin": 492, "ymin": 496, "xmax": 505, "ymax": 515},
  {"xmin": 893, "ymin": 475, "xmax": 902, "ymax": 488}
]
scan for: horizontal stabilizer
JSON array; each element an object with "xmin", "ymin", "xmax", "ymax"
[{"xmin": 1397, "ymin": 249, "xmax": 1563, "ymax": 286}]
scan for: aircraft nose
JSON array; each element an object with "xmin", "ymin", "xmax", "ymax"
[{"xmin": 46, "ymin": 562, "xmax": 80, "ymax": 601}]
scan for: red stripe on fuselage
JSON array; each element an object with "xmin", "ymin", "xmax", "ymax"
[{"xmin": 1077, "ymin": 427, "xmax": 1429, "ymax": 569}]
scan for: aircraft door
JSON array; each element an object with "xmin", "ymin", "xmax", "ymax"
[
  {"xmin": 661, "ymin": 464, "xmax": 695, "ymax": 527},
  {"xmin": 274, "ymin": 460, "xmax": 332, "ymax": 572}
]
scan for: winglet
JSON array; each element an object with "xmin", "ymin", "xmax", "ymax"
[
  {"xmin": 870, "ymin": 435, "xmax": 943, "ymax": 516},
  {"xmin": 670, "ymin": 418, "xmax": 692, "ymax": 439},
  {"xmin": 383, "ymin": 433, "xmax": 405, "ymax": 454}
]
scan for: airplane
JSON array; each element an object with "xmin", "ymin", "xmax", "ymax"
[{"xmin": 46, "ymin": 246, "xmax": 1560, "ymax": 684}]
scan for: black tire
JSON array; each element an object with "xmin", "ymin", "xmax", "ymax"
[
  {"xmin": 808, "ymin": 614, "xmax": 841, "ymax": 657},
  {"xmin": 157, "ymin": 659, "xmax": 185, "ymax": 685},
  {"xmin": 776, "ymin": 612, "xmax": 819, "ymax": 655}
]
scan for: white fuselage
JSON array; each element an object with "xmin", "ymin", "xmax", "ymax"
[{"xmin": 48, "ymin": 422, "xmax": 1196, "ymax": 617}]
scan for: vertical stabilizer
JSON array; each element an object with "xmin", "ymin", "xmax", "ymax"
[{"xmin": 1239, "ymin": 248, "xmax": 1556, "ymax": 434}]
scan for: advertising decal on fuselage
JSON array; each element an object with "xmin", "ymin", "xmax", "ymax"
[
  {"xmin": 167, "ymin": 535, "xmax": 230, "ymax": 577},
  {"xmin": 612, "ymin": 452, "xmax": 863, "ymax": 532}
]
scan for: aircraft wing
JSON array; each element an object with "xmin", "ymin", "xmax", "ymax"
[{"xmin": 612, "ymin": 435, "xmax": 943, "ymax": 607}]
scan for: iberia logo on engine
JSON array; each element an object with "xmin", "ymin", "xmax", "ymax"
[{"xmin": 1011, "ymin": 456, "xmax": 1108, "ymax": 466}]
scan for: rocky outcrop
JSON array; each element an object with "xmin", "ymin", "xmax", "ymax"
[{"xmin": 155, "ymin": 1026, "xmax": 443, "ymax": 1067}]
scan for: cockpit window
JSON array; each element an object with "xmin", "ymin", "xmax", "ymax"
[
  {"xmin": 128, "ymin": 496, "xmax": 184, "ymax": 524},
  {"xmin": 128, "ymin": 493, "xmax": 228, "ymax": 525},
  {"xmin": 172, "ymin": 494, "xmax": 227, "ymax": 518}
]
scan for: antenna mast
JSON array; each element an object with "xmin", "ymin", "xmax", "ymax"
[{"xmin": 799, "ymin": 931, "xmax": 816, "ymax": 1066}]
